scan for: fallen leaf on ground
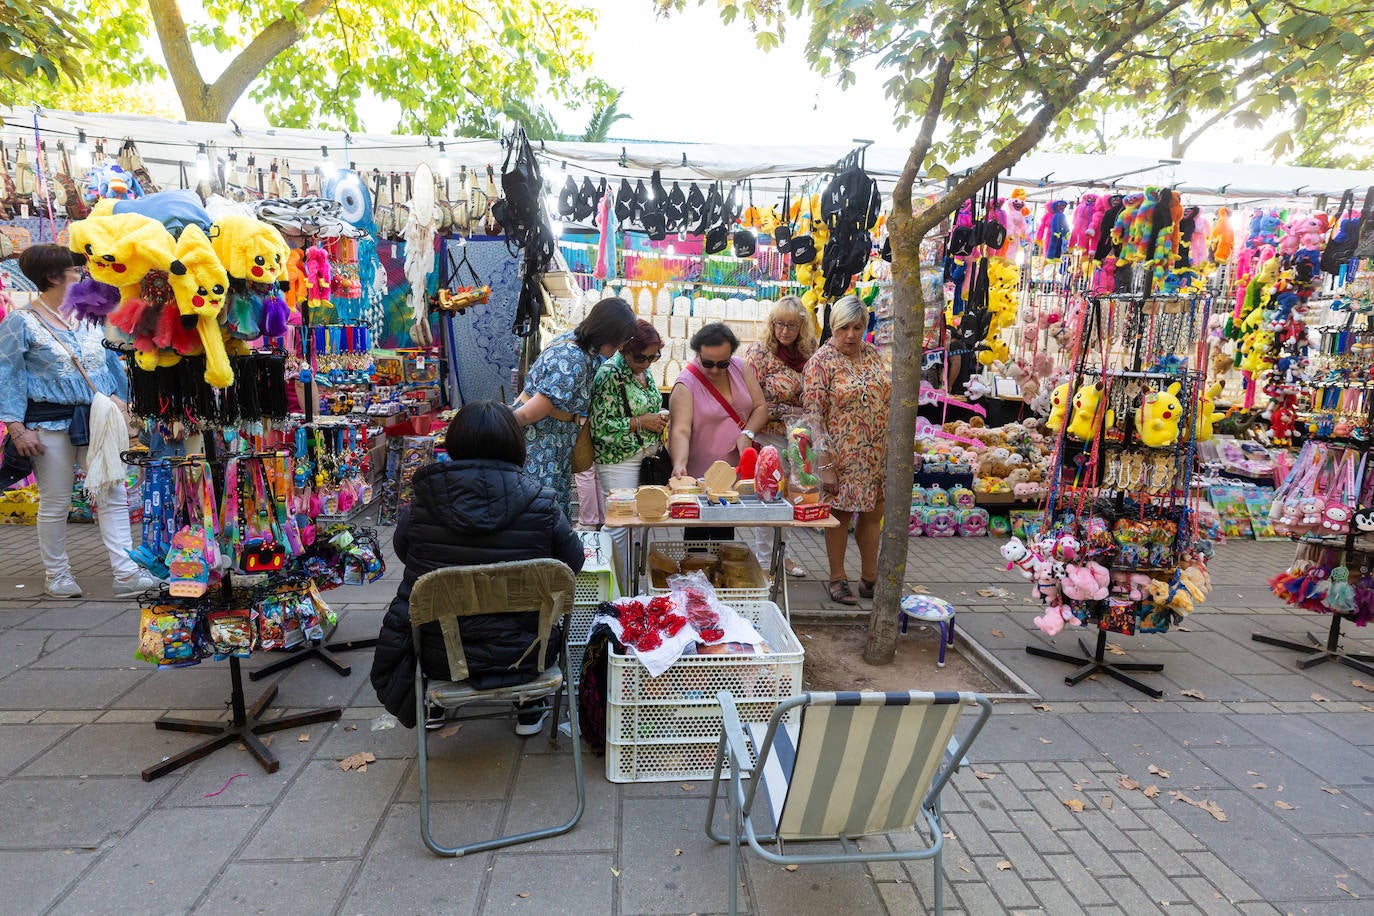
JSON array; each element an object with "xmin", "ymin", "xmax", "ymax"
[
  {"xmin": 989, "ymin": 629, "xmax": 1005, "ymax": 638},
  {"xmin": 977, "ymin": 588, "xmax": 1013, "ymax": 599},
  {"xmin": 996, "ymin": 860, "xmax": 1013, "ymax": 871},
  {"xmin": 1311, "ymin": 693, "xmax": 1329, "ymax": 703},
  {"xmin": 297, "ymin": 733, "xmax": 310, "ymax": 743},
  {"xmin": 1352, "ymin": 680, "xmax": 1374, "ymax": 693},
  {"xmin": 1101, "ymin": 795, "xmax": 1114, "ymax": 810},
  {"xmin": 516, "ymin": 892, "xmax": 531, "ymax": 898},
  {"xmin": 1337, "ymin": 882, "xmax": 1358, "ymax": 899},
  {"xmin": 1148, "ymin": 765, "xmax": 1171, "ymax": 778},
  {"xmin": 680, "ymin": 784, "xmax": 695, "ymax": 792},
  {"xmin": 339, "ymin": 751, "xmax": 376, "ymax": 772},
  {"xmin": 1169, "ymin": 790, "xmax": 1226, "ymax": 821},
  {"xmin": 343, "ymin": 724, "xmax": 358, "ymax": 732},
  {"xmin": 1039, "ymin": 737, "xmax": 1053, "ymax": 744},
  {"xmin": 1105, "ymin": 643, "xmax": 1126, "ymax": 656},
  {"xmin": 942, "ymin": 831, "xmax": 955, "ymax": 840},
  {"xmin": 1142, "ymin": 785, "xmax": 1161, "ymax": 798},
  {"xmin": 1275, "ymin": 801, "xmax": 1296, "ymax": 810},
  {"xmin": 1247, "ymin": 770, "xmax": 1260, "ymax": 776},
  {"xmin": 974, "ymin": 771, "xmax": 995, "ymax": 780},
  {"xmin": 1363, "ymin": 706, "xmax": 1374, "ymax": 713},
  {"xmin": 437, "ymin": 723, "xmax": 463, "ymax": 738},
  {"xmin": 610, "ymin": 867, "xmax": 621, "ymax": 877},
  {"xmin": 1032, "ymin": 703, "xmax": 1052, "ymax": 712},
  {"xmin": 1322, "ymin": 787, "xmax": 1342, "ymax": 795},
  {"xmin": 1252, "ymin": 783, "xmax": 1268, "ymax": 789},
  {"xmin": 783, "ymin": 865, "xmax": 798, "ymax": 872},
  {"xmin": 956, "ymin": 858, "xmax": 972, "ymax": 874},
  {"xmin": 1118, "ymin": 774, "xmax": 1141, "ymax": 791},
  {"xmin": 1180, "ymin": 689, "xmax": 1206, "ymax": 700},
  {"xmin": 673, "ymin": 849, "xmax": 682, "ymax": 856},
  {"xmin": 1176, "ymin": 625, "xmax": 1193, "ymax": 632},
  {"xmin": 1063, "ymin": 798, "xmax": 1086, "ymax": 813},
  {"xmin": 957, "ymin": 591, "xmax": 968, "ymax": 596}
]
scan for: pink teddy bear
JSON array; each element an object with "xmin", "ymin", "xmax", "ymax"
[{"xmin": 1061, "ymin": 562, "xmax": 1110, "ymax": 602}]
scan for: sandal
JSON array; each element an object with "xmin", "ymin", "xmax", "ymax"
[
  {"xmin": 828, "ymin": 579, "xmax": 858, "ymax": 606},
  {"xmin": 785, "ymin": 557, "xmax": 808, "ymax": 578},
  {"xmin": 859, "ymin": 578, "xmax": 876, "ymax": 599}
]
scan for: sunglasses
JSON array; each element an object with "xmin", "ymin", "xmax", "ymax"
[
  {"xmin": 699, "ymin": 358, "xmax": 731, "ymax": 369},
  {"xmin": 630, "ymin": 350, "xmax": 661, "ymax": 363}
]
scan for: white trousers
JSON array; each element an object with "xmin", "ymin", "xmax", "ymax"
[
  {"xmin": 744, "ymin": 431, "xmax": 793, "ymax": 569},
  {"xmin": 32, "ymin": 429, "xmax": 138, "ymax": 581},
  {"xmin": 596, "ymin": 454, "xmax": 681, "ymax": 591}
]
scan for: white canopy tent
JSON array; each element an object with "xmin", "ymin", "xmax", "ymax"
[{"xmin": 3, "ymin": 107, "xmax": 1372, "ymax": 206}]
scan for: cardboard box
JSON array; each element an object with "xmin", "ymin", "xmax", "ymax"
[{"xmin": 793, "ymin": 503, "xmax": 831, "ymax": 522}]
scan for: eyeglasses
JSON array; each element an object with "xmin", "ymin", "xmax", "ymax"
[
  {"xmin": 630, "ymin": 350, "xmax": 661, "ymax": 363},
  {"xmin": 772, "ymin": 321, "xmax": 801, "ymax": 331},
  {"xmin": 699, "ymin": 358, "xmax": 731, "ymax": 369}
]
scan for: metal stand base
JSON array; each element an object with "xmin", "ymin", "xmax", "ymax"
[
  {"xmin": 1252, "ymin": 613, "xmax": 1374, "ymax": 677},
  {"xmin": 247, "ymin": 630, "xmax": 378, "ymax": 681},
  {"xmin": 1026, "ymin": 628, "xmax": 1165, "ymax": 698},
  {"xmin": 143, "ymin": 657, "xmax": 342, "ymax": 781}
]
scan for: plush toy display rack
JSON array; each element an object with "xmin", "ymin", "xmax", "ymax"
[
  {"xmin": 124, "ymin": 447, "xmax": 344, "ymax": 781},
  {"xmin": 1020, "ymin": 285, "xmax": 1214, "ymax": 699}
]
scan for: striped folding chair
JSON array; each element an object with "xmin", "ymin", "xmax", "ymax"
[
  {"xmin": 410, "ymin": 559, "xmax": 585, "ymax": 856},
  {"xmin": 706, "ymin": 690, "xmax": 992, "ymax": 916}
]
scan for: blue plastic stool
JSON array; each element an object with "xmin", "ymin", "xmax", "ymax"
[{"xmin": 899, "ymin": 595, "xmax": 957, "ymax": 667}]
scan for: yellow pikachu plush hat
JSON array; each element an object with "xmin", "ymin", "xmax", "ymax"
[
  {"xmin": 166, "ymin": 224, "xmax": 233, "ymax": 388},
  {"xmin": 210, "ymin": 214, "xmax": 289, "ymax": 284},
  {"xmin": 69, "ymin": 213, "xmax": 174, "ymax": 294}
]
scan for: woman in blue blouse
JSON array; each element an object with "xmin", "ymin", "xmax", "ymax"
[
  {"xmin": 511, "ymin": 296, "xmax": 636, "ymax": 522},
  {"xmin": 0, "ymin": 245, "xmax": 154, "ymax": 599}
]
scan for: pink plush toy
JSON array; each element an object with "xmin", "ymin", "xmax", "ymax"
[
  {"xmin": 1001, "ymin": 197, "xmax": 1030, "ymax": 261},
  {"xmin": 1033, "ymin": 603, "xmax": 1075, "ymax": 636},
  {"xmin": 1061, "ymin": 562, "xmax": 1110, "ymax": 601},
  {"xmin": 1068, "ymin": 194, "xmax": 1097, "ymax": 253},
  {"xmin": 1190, "ymin": 212, "xmax": 1210, "ymax": 266}
]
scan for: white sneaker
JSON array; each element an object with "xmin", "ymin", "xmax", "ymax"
[
  {"xmin": 113, "ymin": 571, "xmax": 158, "ymax": 598},
  {"xmin": 44, "ymin": 573, "xmax": 83, "ymax": 598},
  {"xmin": 514, "ymin": 706, "xmax": 551, "ymax": 737}
]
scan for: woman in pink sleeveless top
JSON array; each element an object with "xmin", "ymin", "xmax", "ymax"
[{"xmin": 668, "ymin": 323, "xmax": 767, "ymax": 480}]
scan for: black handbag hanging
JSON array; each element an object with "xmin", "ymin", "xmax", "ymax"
[{"xmin": 619, "ymin": 381, "xmax": 671, "ymax": 486}]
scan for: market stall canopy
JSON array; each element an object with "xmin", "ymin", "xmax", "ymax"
[{"xmin": 4, "ymin": 107, "xmax": 1373, "ymax": 201}]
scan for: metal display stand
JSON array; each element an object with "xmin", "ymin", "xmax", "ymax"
[
  {"xmin": 143, "ymin": 656, "xmax": 341, "ymax": 781},
  {"xmin": 1026, "ymin": 628, "xmax": 1165, "ymax": 699}
]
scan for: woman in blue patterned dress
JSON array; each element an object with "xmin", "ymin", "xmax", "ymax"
[{"xmin": 512, "ymin": 297, "xmax": 636, "ymax": 521}]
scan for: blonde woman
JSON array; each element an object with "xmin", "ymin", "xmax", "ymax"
[
  {"xmin": 742, "ymin": 296, "xmax": 816, "ymax": 578},
  {"xmin": 803, "ymin": 295, "xmax": 891, "ymax": 606}
]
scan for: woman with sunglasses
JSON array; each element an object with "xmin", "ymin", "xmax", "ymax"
[
  {"xmin": 589, "ymin": 319, "xmax": 668, "ymax": 583},
  {"xmin": 742, "ymin": 296, "xmax": 817, "ymax": 578},
  {"xmin": 803, "ymin": 295, "xmax": 891, "ymax": 606},
  {"xmin": 512, "ymin": 296, "xmax": 637, "ymax": 522},
  {"xmin": 668, "ymin": 322, "xmax": 767, "ymax": 484}
]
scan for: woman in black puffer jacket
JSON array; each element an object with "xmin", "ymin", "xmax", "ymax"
[{"xmin": 369, "ymin": 401, "xmax": 585, "ymax": 729}]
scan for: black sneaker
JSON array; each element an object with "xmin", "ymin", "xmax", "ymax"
[
  {"xmin": 514, "ymin": 704, "xmax": 551, "ymax": 737},
  {"xmin": 425, "ymin": 704, "xmax": 447, "ymax": 731}
]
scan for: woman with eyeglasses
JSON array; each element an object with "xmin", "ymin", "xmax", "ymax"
[
  {"xmin": 668, "ymin": 322, "xmax": 767, "ymax": 487},
  {"xmin": 803, "ymin": 294, "xmax": 891, "ymax": 606},
  {"xmin": 0, "ymin": 245, "xmax": 155, "ymax": 599},
  {"xmin": 512, "ymin": 296, "xmax": 637, "ymax": 522},
  {"xmin": 589, "ymin": 318, "xmax": 668, "ymax": 583},
  {"xmin": 742, "ymin": 296, "xmax": 817, "ymax": 578}
]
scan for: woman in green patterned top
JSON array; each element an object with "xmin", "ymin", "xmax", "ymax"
[{"xmin": 590, "ymin": 319, "xmax": 668, "ymax": 584}]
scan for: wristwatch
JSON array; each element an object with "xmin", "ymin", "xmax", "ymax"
[{"xmin": 741, "ymin": 429, "xmax": 755, "ymax": 441}]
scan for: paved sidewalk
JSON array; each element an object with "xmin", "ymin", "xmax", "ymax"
[{"xmin": 2, "ymin": 522, "xmax": 1371, "ymax": 915}]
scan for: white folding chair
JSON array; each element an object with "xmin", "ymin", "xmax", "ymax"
[
  {"xmin": 410, "ymin": 558, "xmax": 585, "ymax": 856},
  {"xmin": 707, "ymin": 689, "xmax": 992, "ymax": 915}
]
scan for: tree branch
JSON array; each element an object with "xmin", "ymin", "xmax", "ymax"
[
  {"xmin": 203, "ymin": 0, "xmax": 334, "ymax": 121},
  {"xmin": 146, "ymin": 0, "xmax": 209, "ymax": 114}
]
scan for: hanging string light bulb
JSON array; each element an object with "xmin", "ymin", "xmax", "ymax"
[
  {"xmin": 195, "ymin": 143, "xmax": 211, "ymax": 182},
  {"xmin": 437, "ymin": 142, "xmax": 451, "ymax": 180},
  {"xmin": 72, "ymin": 130, "xmax": 90, "ymax": 170}
]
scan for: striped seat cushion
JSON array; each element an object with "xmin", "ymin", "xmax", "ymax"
[{"xmin": 746, "ymin": 692, "xmax": 964, "ymax": 840}]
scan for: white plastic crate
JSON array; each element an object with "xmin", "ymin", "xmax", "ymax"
[
  {"xmin": 644, "ymin": 540, "xmax": 769, "ymax": 603},
  {"xmin": 604, "ymin": 600, "xmax": 803, "ymax": 783}
]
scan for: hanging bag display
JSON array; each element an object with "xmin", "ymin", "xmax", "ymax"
[
  {"xmin": 1321, "ymin": 189, "xmax": 1359, "ymax": 277},
  {"xmin": 1353, "ymin": 187, "xmax": 1374, "ymax": 260}
]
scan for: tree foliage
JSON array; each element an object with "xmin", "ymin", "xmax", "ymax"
[
  {"xmin": 666, "ymin": 0, "xmax": 1363, "ymax": 664},
  {"xmin": 22, "ymin": 0, "xmax": 616, "ymax": 134},
  {"xmin": 502, "ymin": 90, "xmax": 632, "ymax": 143},
  {"xmin": 1076, "ymin": 0, "xmax": 1374, "ymax": 166},
  {"xmin": 0, "ymin": 0, "xmax": 88, "ymax": 101}
]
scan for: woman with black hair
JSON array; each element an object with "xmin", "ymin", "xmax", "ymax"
[
  {"xmin": 370, "ymin": 401, "xmax": 586, "ymax": 731},
  {"xmin": 512, "ymin": 296, "xmax": 637, "ymax": 521},
  {"xmin": 0, "ymin": 244, "xmax": 154, "ymax": 599}
]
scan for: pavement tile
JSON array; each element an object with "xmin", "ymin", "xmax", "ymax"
[
  {"xmin": 971, "ymin": 714, "xmax": 1097, "ymax": 762},
  {"xmin": 0, "ymin": 722, "xmax": 72, "ymax": 776},
  {"xmin": 0, "ymin": 776, "xmax": 161, "ymax": 848},
  {"xmin": 397, "ymin": 718, "xmax": 519, "ymax": 802},
  {"xmin": 621, "ymin": 796, "xmax": 736, "ymax": 913},
  {"xmin": 987, "ymin": 831, "xmax": 1055, "ymax": 881},
  {"xmin": 505, "ymin": 751, "xmax": 615, "ymax": 853},
  {"xmin": 1112, "ymin": 851, "xmax": 1185, "ymax": 904},
  {"xmin": 196, "ymin": 859, "xmax": 357, "ymax": 916},
  {"xmin": 1041, "ymin": 853, "xmax": 1115, "ymax": 906},
  {"xmin": 1025, "ymin": 877, "xmax": 1093, "ymax": 914},
  {"xmin": 1065, "ymin": 810, "xmax": 1138, "ymax": 853},
  {"xmin": 0, "ymin": 630, "xmax": 79, "ymax": 678},
  {"xmin": 18, "ymin": 722, "xmax": 219, "ymax": 777},
  {"xmin": 248, "ymin": 758, "xmax": 406, "ymax": 859},
  {"xmin": 0, "ymin": 667, "xmax": 148, "ymax": 710},
  {"xmin": 157, "ymin": 718, "xmax": 331, "ymax": 808},
  {"xmin": 1143, "ymin": 712, "xmax": 1267, "ymax": 748},
  {"xmin": 340, "ymin": 802, "xmax": 497, "ymax": 915},
  {"xmin": 1050, "ymin": 829, "xmax": 1126, "ymax": 878},
  {"xmin": 483, "ymin": 851, "xmax": 616, "ymax": 915},
  {"xmin": 25, "ymin": 634, "xmax": 145, "ymax": 669},
  {"xmin": 1100, "ymin": 874, "xmax": 1182, "ymax": 912},
  {"xmin": 1308, "ymin": 834, "xmax": 1374, "ymax": 894},
  {"xmin": 941, "ymin": 811, "xmax": 1000, "ymax": 857},
  {"xmin": 1003, "ymin": 806, "xmax": 1071, "ymax": 853},
  {"xmin": 1192, "ymin": 746, "xmax": 1374, "ymax": 834},
  {"xmin": 50, "ymin": 806, "xmax": 264, "ymax": 915},
  {"xmin": 1230, "ymin": 714, "xmax": 1374, "ymax": 784},
  {"xmin": 965, "ymin": 789, "xmax": 1018, "ymax": 831},
  {"xmin": 1171, "ymin": 875, "xmax": 1248, "ymax": 915},
  {"xmin": 13, "ymin": 604, "xmax": 127, "ymax": 630},
  {"xmin": 0, "ymin": 849, "xmax": 94, "ymax": 914},
  {"xmin": 314, "ymin": 715, "xmax": 419, "ymax": 760},
  {"xmin": 876, "ymin": 879, "xmax": 929, "ymax": 915},
  {"xmin": 744, "ymin": 852, "xmax": 882, "ymax": 916},
  {"xmin": 970, "ymin": 855, "xmax": 1038, "ymax": 909}
]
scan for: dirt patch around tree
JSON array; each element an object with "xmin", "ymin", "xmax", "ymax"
[{"xmin": 796, "ymin": 622, "xmax": 1001, "ymax": 694}]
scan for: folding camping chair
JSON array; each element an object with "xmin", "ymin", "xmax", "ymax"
[
  {"xmin": 706, "ymin": 690, "xmax": 992, "ymax": 915},
  {"xmin": 410, "ymin": 559, "xmax": 585, "ymax": 857}
]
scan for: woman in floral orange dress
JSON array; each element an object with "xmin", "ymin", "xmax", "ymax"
[{"xmin": 803, "ymin": 295, "xmax": 891, "ymax": 606}]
